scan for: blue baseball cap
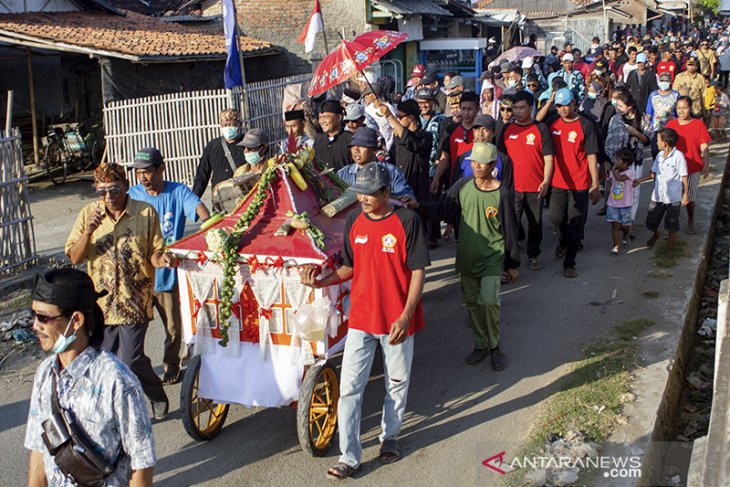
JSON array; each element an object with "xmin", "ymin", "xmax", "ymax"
[
  {"xmin": 636, "ymin": 52, "xmax": 648, "ymax": 63},
  {"xmin": 554, "ymin": 88, "xmax": 574, "ymax": 106},
  {"xmin": 349, "ymin": 127, "xmax": 379, "ymax": 148}
]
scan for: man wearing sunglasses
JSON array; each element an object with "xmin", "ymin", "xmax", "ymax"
[{"xmin": 65, "ymin": 162, "xmax": 173, "ymax": 419}]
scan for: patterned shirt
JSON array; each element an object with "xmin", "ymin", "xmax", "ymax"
[
  {"xmin": 646, "ymin": 90, "xmax": 679, "ymax": 131},
  {"xmin": 556, "ymin": 67, "xmax": 586, "ymax": 103},
  {"xmin": 24, "ymin": 348, "xmax": 156, "ymax": 486},
  {"xmin": 65, "ymin": 198, "xmax": 164, "ymax": 325},
  {"xmin": 420, "ymin": 113, "xmax": 445, "ymax": 176}
]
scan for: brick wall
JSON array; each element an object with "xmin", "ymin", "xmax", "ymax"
[{"xmin": 203, "ymin": 0, "xmax": 371, "ymax": 77}]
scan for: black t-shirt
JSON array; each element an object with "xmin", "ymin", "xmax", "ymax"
[
  {"xmin": 393, "ymin": 129, "xmax": 433, "ymax": 201},
  {"xmin": 192, "ymin": 136, "xmax": 247, "ymax": 197},
  {"xmin": 314, "ymin": 129, "xmax": 353, "ymax": 170}
]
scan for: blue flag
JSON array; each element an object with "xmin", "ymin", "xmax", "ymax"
[{"xmin": 222, "ymin": 0, "xmax": 242, "ymax": 88}]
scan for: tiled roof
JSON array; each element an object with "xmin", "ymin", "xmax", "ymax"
[
  {"xmin": 522, "ymin": 10, "xmax": 569, "ymax": 18},
  {"xmin": 372, "ymin": 0, "xmax": 453, "ymax": 16},
  {"xmin": 0, "ymin": 10, "xmax": 275, "ymax": 61},
  {"xmin": 103, "ymin": 0, "xmax": 199, "ymax": 16}
]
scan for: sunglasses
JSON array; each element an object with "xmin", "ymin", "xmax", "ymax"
[
  {"xmin": 31, "ymin": 310, "xmax": 66, "ymax": 324},
  {"xmin": 96, "ymin": 187, "xmax": 123, "ymax": 197},
  {"xmin": 500, "ymin": 107, "xmax": 513, "ymax": 112}
]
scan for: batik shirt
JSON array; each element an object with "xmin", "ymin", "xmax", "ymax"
[
  {"xmin": 556, "ymin": 68, "xmax": 586, "ymax": 102},
  {"xmin": 65, "ymin": 199, "xmax": 164, "ymax": 325},
  {"xmin": 420, "ymin": 113, "xmax": 445, "ymax": 177},
  {"xmin": 25, "ymin": 348, "xmax": 156, "ymax": 486}
]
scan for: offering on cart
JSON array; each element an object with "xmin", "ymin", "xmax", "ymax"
[{"xmin": 168, "ymin": 138, "xmax": 356, "ymax": 455}]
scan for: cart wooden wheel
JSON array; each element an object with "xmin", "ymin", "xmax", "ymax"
[
  {"xmin": 297, "ymin": 362, "xmax": 339, "ymax": 456},
  {"xmin": 180, "ymin": 355, "xmax": 230, "ymax": 441}
]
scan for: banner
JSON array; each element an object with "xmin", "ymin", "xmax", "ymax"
[{"xmin": 222, "ymin": 0, "xmax": 243, "ymax": 88}]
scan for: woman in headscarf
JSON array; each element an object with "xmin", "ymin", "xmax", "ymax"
[{"xmin": 480, "ymin": 80, "xmax": 499, "ymax": 118}]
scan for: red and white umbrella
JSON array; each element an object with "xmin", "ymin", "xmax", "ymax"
[{"xmin": 307, "ymin": 30, "xmax": 408, "ymax": 97}]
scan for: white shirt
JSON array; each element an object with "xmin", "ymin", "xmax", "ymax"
[
  {"xmin": 622, "ymin": 62, "xmax": 638, "ymax": 81},
  {"xmin": 364, "ymin": 102, "xmax": 396, "ymax": 151},
  {"xmin": 651, "ymin": 148, "xmax": 688, "ymax": 204}
]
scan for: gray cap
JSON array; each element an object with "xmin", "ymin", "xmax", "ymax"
[
  {"xmin": 347, "ymin": 162, "xmax": 391, "ymax": 195},
  {"xmin": 343, "ymin": 104, "xmax": 365, "ymax": 121},
  {"xmin": 445, "ymin": 75, "xmax": 464, "ymax": 90},
  {"xmin": 473, "ymin": 114, "xmax": 496, "ymax": 130},
  {"xmin": 238, "ymin": 128, "xmax": 267, "ymax": 148}
]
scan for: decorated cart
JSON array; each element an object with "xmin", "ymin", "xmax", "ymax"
[{"xmin": 168, "ymin": 145, "xmax": 357, "ymax": 455}]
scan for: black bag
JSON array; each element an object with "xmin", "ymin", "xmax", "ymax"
[{"xmin": 41, "ymin": 374, "xmax": 119, "ymax": 487}]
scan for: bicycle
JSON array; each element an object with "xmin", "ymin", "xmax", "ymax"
[{"xmin": 43, "ymin": 122, "xmax": 105, "ymax": 185}]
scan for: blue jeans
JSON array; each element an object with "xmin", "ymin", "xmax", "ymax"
[{"xmin": 338, "ymin": 329, "xmax": 415, "ymax": 467}]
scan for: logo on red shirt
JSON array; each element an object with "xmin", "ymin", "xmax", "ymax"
[
  {"xmin": 381, "ymin": 233, "xmax": 397, "ymax": 253},
  {"xmin": 526, "ymin": 133, "xmax": 536, "ymax": 145},
  {"xmin": 568, "ymin": 131, "xmax": 578, "ymax": 143},
  {"xmin": 354, "ymin": 235, "xmax": 368, "ymax": 244}
]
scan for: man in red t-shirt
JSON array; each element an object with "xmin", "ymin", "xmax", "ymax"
[
  {"xmin": 301, "ymin": 163, "xmax": 430, "ymax": 479},
  {"xmin": 548, "ymin": 89, "xmax": 601, "ymax": 278},
  {"xmin": 499, "ymin": 90, "xmax": 554, "ymax": 269},
  {"xmin": 431, "ymin": 91, "xmax": 480, "ymax": 193},
  {"xmin": 666, "ymin": 96, "xmax": 712, "ymax": 233},
  {"xmin": 656, "ymin": 47, "xmax": 677, "ymax": 82}
]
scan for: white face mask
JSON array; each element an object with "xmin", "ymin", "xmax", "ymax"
[
  {"xmin": 221, "ymin": 126, "xmax": 239, "ymax": 139},
  {"xmin": 506, "ymin": 80, "xmax": 516, "ymax": 88},
  {"xmin": 52, "ymin": 314, "xmax": 78, "ymax": 355},
  {"xmin": 658, "ymin": 81, "xmax": 671, "ymax": 91}
]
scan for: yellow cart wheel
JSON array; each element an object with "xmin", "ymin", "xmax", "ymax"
[
  {"xmin": 180, "ymin": 355, "xmax": 230, "ymax": 441},
  {"xmin": 297, "ymin": 362, "xmax": 339, "ymax": 456}
]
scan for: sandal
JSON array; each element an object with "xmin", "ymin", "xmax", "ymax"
[
  {"xmin": 555, "ymin": 245, "xmax": 567, "ymax": 259},
  {"xmin": 162, "ymin": 370, "xmax": 181, "ymax": 385},
  {"xmin": 326, "ymin": 463, "xmax": 361, "ymax": 480},
  {"xmin": 379, "ymin": 439, "xmax": 401, "ymax": 465},
  {"xmin": 563, "ymin": 267, "xmax": 578, "ymax": 279},
  {"xmin": 500, "ymin": 272, "xmax": 509, "ymax": 284},
  {"xmin": 528, "ymin": 258, "xmax": 543, "ymax": 270}
]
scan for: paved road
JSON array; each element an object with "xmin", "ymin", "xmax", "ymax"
[{"xmin": 0, "ymin": 147, "xmax": 726, "ymax": 486}]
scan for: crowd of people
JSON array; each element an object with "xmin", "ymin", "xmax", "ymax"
[{"xmin": 22, "ymin": 19, "xmax": 730, "ymax": 486}]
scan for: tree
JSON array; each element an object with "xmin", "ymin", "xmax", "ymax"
[{"xmin": 696, "ymin": 0, "xmax": 720, "ymax": 15}]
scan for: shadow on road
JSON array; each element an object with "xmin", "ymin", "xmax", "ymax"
[{"xmin": 0, "ymin": 399, "xmax": 30, "ymax": 433}]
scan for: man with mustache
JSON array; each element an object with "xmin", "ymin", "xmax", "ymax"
[
  {"xmin": 128, "ymin": 148, "xmax": 210, "ymax": 385},
  {"xmin": 300, "ymin": 163, "xmax": 430, "ymax": 479}
]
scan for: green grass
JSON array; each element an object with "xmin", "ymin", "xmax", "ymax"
[
  {"xmin": 641, "ymin": 290, "xmax": 660, "ymax": 299},
  {"xmin": 652, "ymin": 239, "xmax": 689, "ymax": 268},
  {"xmin": 647, "ymin": 269, "xmax": 673, "ymax": 279},
  {"xmin": 502, "ymin": 318, "xmax": 655, "ymax": 486}
]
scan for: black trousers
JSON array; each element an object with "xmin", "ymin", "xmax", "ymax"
[
  {"xmin": 548, "ymin": 188, "xmax": 589, "ymax": 269},
  {"xmin": 102, "ymin": 322, "xmax": 167, "ymax": 403},
  {"xmin": 720, "ymin": 70, "xmax": 730, "ymax": 89},
  {"xmin": 514, "ymin": 191, "xmax": 543, "ymax": 259}
]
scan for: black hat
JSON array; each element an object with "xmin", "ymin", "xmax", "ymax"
[
  {"xmin": 347, "ymin": 162, "xmax": 391, "ymax": 195},
  {"xmin": 319, "ymin": 100, "xmax": 343, "ymax": 115},
  {"xmin": 421, "ymin": 72, "xmax": 439, "ymax": 85},
  {"xmin": 397, "ymin": 99, "xmax": 420, "ymax": 118},
  {"xmin": 284, "ymin": 109, "xmax": 305, "ymax": 121},
  {"xmin": 349, "ymin": 127, "xmax": 379, "ymax": 148},
  {"xmin": 128, "ymin": 147, "xmax": 163, "ymax": 169},
  {"xmin": 362, "ymin": 82, "xmax": 384, "ymax": 97},
  {"xmin": 415, "ymin": 87, "xmax": 434, "ymax": 100},
  {"xmin": 343, "ymin": 88, "xmax": 361, "ymax": 101}
]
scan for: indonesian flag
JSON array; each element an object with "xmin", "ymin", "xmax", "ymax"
[{"xmin": 297, "ymin": 0, "xmax": 324, "ymax": 53}]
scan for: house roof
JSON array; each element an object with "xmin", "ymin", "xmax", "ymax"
[
  {"xmin": 0, "ymin": 10, "xmax": 276, "ymax": 62},
  {"xmin": 371, "ymin": 0, "xmax": 453, "ymax": 17},
  {"xmin": 103, "ymin": 0, "xmax": 200, "ymax": 16}
]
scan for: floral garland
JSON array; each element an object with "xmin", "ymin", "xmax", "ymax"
[{"xmin": 217, "ymin": 164, "xmax": 278, "ymax": 346}]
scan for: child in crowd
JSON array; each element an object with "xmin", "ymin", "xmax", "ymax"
[
  {"xmin": 606, "ymin": 148, "xmax": 636, "ymax": 255},
  {"xmin": 635, "ymin": 127, "xmax": 689, "ymax": 257},
  {"xmin": 704, "ymin": 79, "xmax": 717, "ymax": 128},
  {"xmin": 712, "ymin": 84, "xmax": 730, "ymax": 141}
]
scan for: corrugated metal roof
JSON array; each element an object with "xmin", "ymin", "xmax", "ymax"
[{"xmin": 372, "ymin": 0, "xmax": 453, "ymax": 17}]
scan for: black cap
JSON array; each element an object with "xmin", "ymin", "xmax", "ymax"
[
  {"xmin": 397, "ymin": 99, "xmax": 420, "ymax": 118},
  {"xmin": 421, "ymin": 72, "xmax": 438, "ymax": 85},
  {"xmin": 128, "ymin": 147, "xmax": 163, "ymax": 169},
  {"xmin": 347, "ymin": 162, "xmax": 391, "ymax": 195},
  {"xmin": 284, "ymin": 109, "xmax": 305, "ymax": 121},
  {"xmin": 363, "ymin": 82, "xmax": 384, "ymax": 97},
  {"xmin": 415, "ymin": 87, "xmax": 434, "ymax": 100},
  {"xmin": 343, "ymin": 88, "xmax": 361, "ymax": 101},
  {"xmin": 349, "ymin": 127, "xmax": 379, "ymax": 148},
  {"xmin": 319, "ymin": 100, "xmax": 343, "ymax": 115},
  {"xmin": 473, "ymin": 114, "xmax": 496, "ymax": 130}
]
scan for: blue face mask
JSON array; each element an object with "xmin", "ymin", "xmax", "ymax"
[
  {"xmin": 658, "ymin": 81, "xmax": 671, "ymax": 91},
  {"xmin": 52, "ymin": 314, "xmax": 78, "ymax": 355},
  {"xmin": 221, "ymin": 126, "xmax": 239, "ymax": 139},
  {"xmin": 587, "ymin": 92, "xmax": 598, "ymax": 100},
  {"xmin": 245, "ymin": 151, "xmax": 262, "ymax": 165}
]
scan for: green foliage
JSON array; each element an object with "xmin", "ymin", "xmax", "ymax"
[{"xmin": 696, "ymin": 0, "xmax": 721, "ymax": 14}]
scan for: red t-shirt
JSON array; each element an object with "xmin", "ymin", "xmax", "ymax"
[
  {"xmin": 666, "ymin": 118, "xmax": 711, "ymax": 174},
  {"xmin": 499, "ymin": 121, "xmax": 554, "ymax": 193},
  {"xmin": 342, "ymin": 207, "xmax": 431, "ymax": 335},
  {"xmin": 440, "ymin": 124, "xmax": 474, "ymax": 184},
  {"xmin": 656, "ymin": 61, "xmax": 676, "ymax": 81},
  {"xmin": 549, "ymin": 116, "xmax": 600, "ymax": 190}
]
